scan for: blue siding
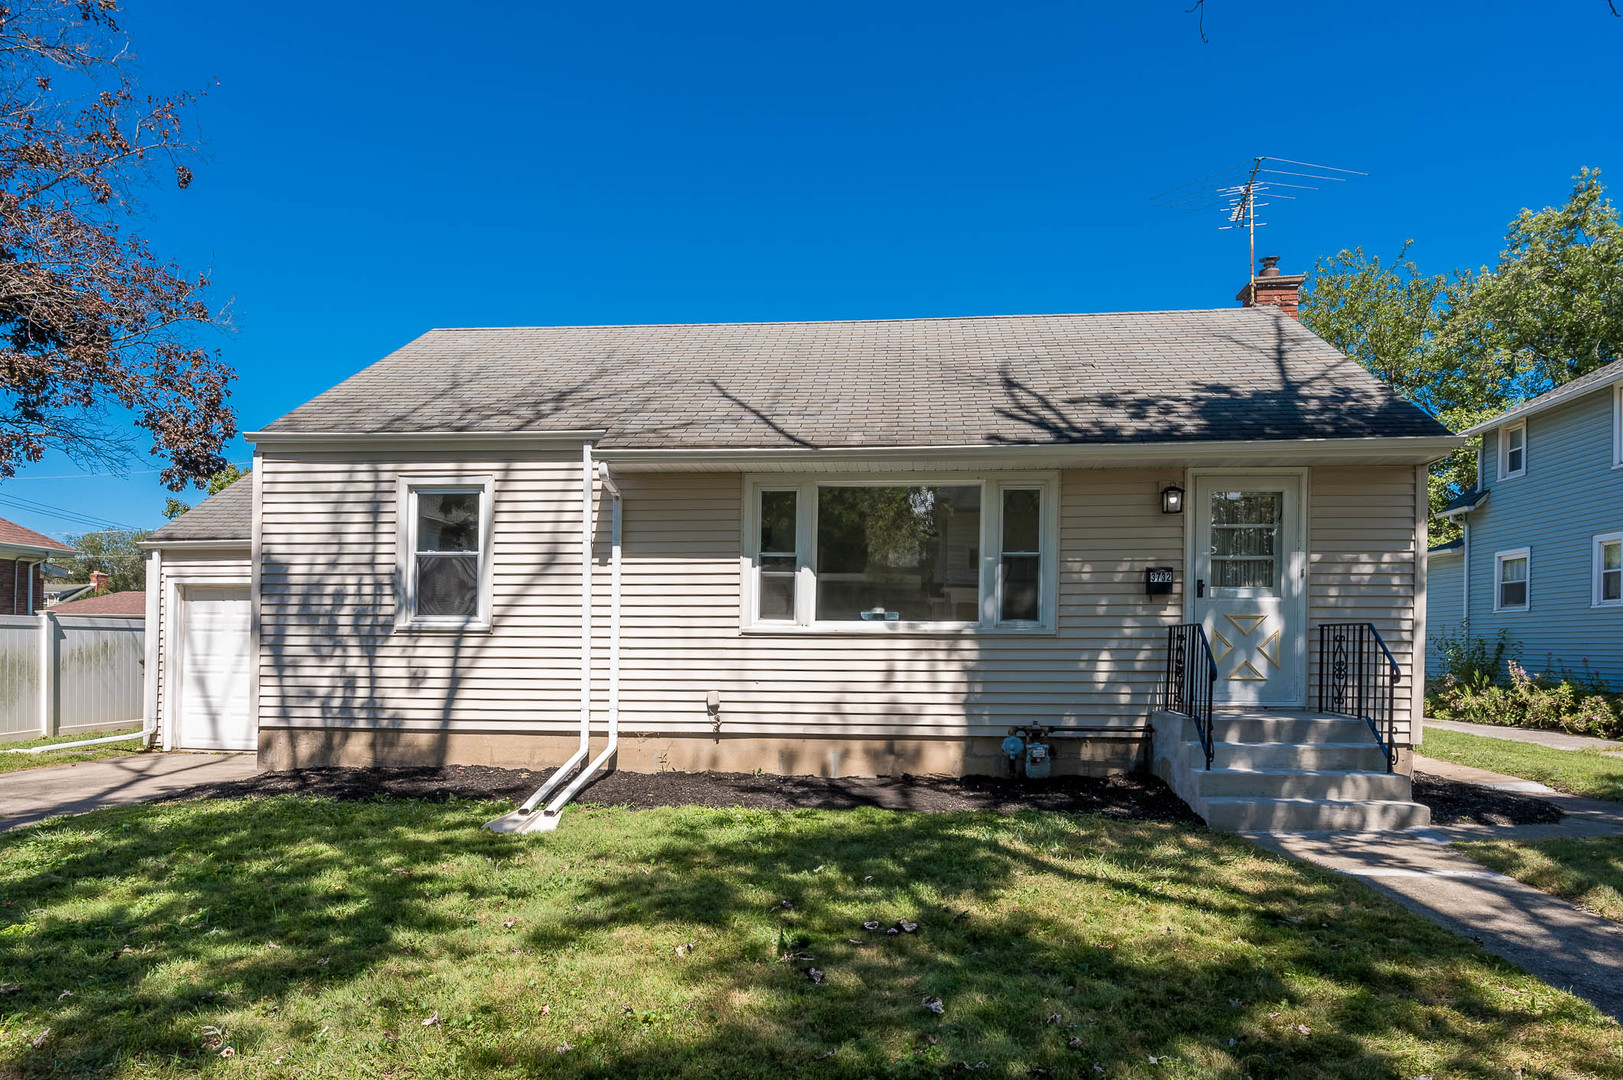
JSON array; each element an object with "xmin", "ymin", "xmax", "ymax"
[
  {"xmin": 1455, "ymin": 384, "xmax": 1623, "ymax": 687},
  {"xmin": 1425, "ymin": 551, "xmax": 1463, "ymax": 678}
]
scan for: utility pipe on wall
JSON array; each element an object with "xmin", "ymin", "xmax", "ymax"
[
  {"xmin": 512, "ymin": 441, "xmax": 595, "ymax": 815},
  {"xmin": 526, "ymin": 462, "xmax": 623, "ymax": 826}
]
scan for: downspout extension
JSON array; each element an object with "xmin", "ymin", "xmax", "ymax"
[{"xmin": 486, "ymin": 448, "xmax": 621, "ymax": 835}]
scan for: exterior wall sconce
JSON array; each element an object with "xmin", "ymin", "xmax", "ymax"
[{"xmin": 1161, "ymin": 485, "xmax": 1185, "ymax": 514}]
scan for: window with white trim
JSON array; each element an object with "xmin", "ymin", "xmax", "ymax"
[
  {"xmin": 1495, "ymin": 548, "xmax": 1529, "ymax": 611},
  {"xmin": 398, "ymin": 479, "xmax": 493, "ymax": 629},
  {"xmin": 1613, "ymin": 383, "xmax": 1623, "ymax": 468},
  {"xmin": 1499, "ymin": 421, "xmax": 1526, "ymax": 479},
  {"xmin": 1595, "ymin": 533, "xmax": 1622, "ymax": 607},
  {"xmin": 743, "ymin": 475, "xmax": 1056, "ymax": 631}
]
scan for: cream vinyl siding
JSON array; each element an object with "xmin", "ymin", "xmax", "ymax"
[
  {"xmin": 256, "ymin": 455, "xmax": 1422, "ymax": 746},
  {"xmin": 257, "ymin": 451, "xmax": 584, "ymax": 735},
  {"xmin": 596, "ymin": 468, "xmax": 1185, "ymax": 736},
  {"xmin": 1305, "ymin": 466, "xmax": 1420, "ymax": 744},
  {"xmin": 152, "ymin": 546, "xmax": 252, "ymax": 746}
]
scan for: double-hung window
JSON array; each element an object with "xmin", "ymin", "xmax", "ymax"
[
  {"xmin": 1494, "ymin": 548, "xmax": 1529, "ymax": 612},
  {"xmin": 1595, "ymin": 533, "xmax": 1622, "ymax": 607},
  {"xmin": 398, "ymin": 477, "xmax": 493, "ymax": 630},
  {"xmin": 743, "ymin": 474, "xmax": 1056, "ymax": 632},
  {"xmin": 1499, "ymin": 421, "xmax": 1526, "ymax": 479}
]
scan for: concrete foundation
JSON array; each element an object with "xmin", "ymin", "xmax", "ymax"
[{"xmin": 257, "ymin": 728, "xmax": 1152, "ymax": 778}]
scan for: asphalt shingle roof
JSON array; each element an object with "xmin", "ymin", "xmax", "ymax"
[
  {"xmin": 1461, "ymin": 358, "xmax": 1623, "ymax": 436},
  {"xmin": 148, "ymin": 478, "xmax": 251, "ymax": 543},
  {"xmin": 259, "ymin": 308, "xmax": 1451, "ymax": 448},
  {"xmin": 50, "ymin": 590, "xmax": 146, "ymax": 616},
  {"xmin": 0, "ymin": 516, "xmax": 76, "ymax": 555}
]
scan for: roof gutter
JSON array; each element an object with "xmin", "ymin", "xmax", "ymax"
[
  {"xmin": 595, "ymin": 435, "xmax": 1466, "ymax": 471},
  {"xmin": 138, "ymin": 537, "xmax": 251, "ymax": 551},
  {"xmin": 245, "ymin": 429, "xmax": 607, "ymax": 449}
]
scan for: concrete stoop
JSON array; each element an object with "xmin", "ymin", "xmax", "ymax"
[{"xmin": 1149, "ymin": 710, "xmax": 1430, "ymax": 833}]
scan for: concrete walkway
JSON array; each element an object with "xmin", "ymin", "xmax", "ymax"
[
  {"xmin": 1255, "ymin": 753, "xmax": 1623, "ymax": 1021},
  {"xmin": 1425, "ymin": 716, "xmax": 1623, "ymax": 753},
  {"xmin": 0, "ymin": 752, "xmax": 259, "ymax": 831}
]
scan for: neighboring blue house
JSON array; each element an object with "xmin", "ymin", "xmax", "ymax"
[{"xmin": 1425, "ymin": 359, "xmax": 1623, "ymax": 689}]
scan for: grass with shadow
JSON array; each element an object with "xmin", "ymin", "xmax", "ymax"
[
  {"xmin": 0, "ymin": 796, "xmax": 1619, "ymax": 1079},
  {"xmin": 1455, "ymin": 835, "xmax": 1623, "ymax": 924},
  {"xmin": 1421, "ymin": 728, "xmax": 1623, "ymax": 802},
  {"xmin": 0, "ymin": 727, "xmax": 144, "ymax": 774}
]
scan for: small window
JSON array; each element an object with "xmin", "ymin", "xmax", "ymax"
[
  {"xmin": 400, "ymin": 480, "xmax": 492, "ymax": 628},
  {"xmin": 1596, "ymin": 534, "xmax": 1622, "ymax": 606},
  {"xmin": 1208, "ymin": 490, "xmax": 1281, "ymax": 590},
  {"xmin": 1495, "ymin": 549, "xmax": 1529, "ymax": 611},
  {"xmin": 756, "ymin": 489, "xmax": 799, "ymax": 622},
  {"xmin": 1613, "ymin": 384, "xmax": 1623, "ymax": 469},
  {"xmin": 999, "ymin": 487, "xmax": 1042, "ymax": 623},
  {"xmin": 1500, "ymin": 421, "xmax": 1526, "ymax": 479}
]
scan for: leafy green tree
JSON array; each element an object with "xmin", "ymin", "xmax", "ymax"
[
  {"xmin": 1300, "ymin": 169, "xmax": 1623, "ymax": 540},
  {"xmin": 163, "ymin": 463, "xmax": 247, "ymax": 519},
  {"xmin": 61, "ymin": 528, "xmax": 148, "ymax": 592}
]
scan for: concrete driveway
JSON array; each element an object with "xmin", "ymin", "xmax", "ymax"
[{"xmin": 0, "ymin": 752, "xmax": 259, "ymax": 831}]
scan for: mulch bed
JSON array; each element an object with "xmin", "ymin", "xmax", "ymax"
[
  {"xmin": 1411, "ymin": 771, "xmax": 1565, "ymax": 826},
  {"xmin": 168, "ymin": 765, "xmax": 1202, "ymax": 823}
]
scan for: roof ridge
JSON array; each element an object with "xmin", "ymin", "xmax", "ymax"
[{"xmin": 420, "ymin": 308, "xmax": 1271, "ymax": 333}]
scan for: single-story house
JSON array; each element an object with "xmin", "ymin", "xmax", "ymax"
[
  {"xmin": 0, "ymin": 517, "xmax": 77, "ymax": 614},
  {"xmin": 145, "ymin": 263, "xmax": 1461, "ymax": 830}
]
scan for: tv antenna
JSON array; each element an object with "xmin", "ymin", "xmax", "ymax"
[{"xmin": 1151, "ymin": 155, "xmax": 1368, "ymax": 302}]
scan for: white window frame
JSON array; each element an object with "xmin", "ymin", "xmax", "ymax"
[
  {"xmin": 1493, "ymin": 546, "xmax": 1530, "ymax": 613},
  {"xmin": 739, "ymin": 472, "xmax": 1059, "ymax": 634},
  {"xmin": 395, "ymin": 475, "xmax": 495, "ymax": 631},
  {"xmin": 1612, "ymin": 382, "xmax": 1623, "ymax": 470},
  {"xmin": 1594, "ymin": 532, "xmax": 1623, "ymax": 608},
  {"xmin": 1498, "ymin": 420, "xmax": 1526, "ymax": 480}
]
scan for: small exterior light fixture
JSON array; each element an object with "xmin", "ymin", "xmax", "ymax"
[{"xmin": 1161, "ymin": 484, "xmax": 1185, "ymax": 514}]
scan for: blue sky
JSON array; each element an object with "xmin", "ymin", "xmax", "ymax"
[{"xmin": 3, "ymin": 0, "xmax": 1619, "ymax": 539}]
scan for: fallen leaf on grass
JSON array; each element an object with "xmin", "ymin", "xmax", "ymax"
[
  {"xmin": 1044, "ymin": 1013, "xmax": 1062, "ymax": 1024},
  {"xmin": 266, "ymin": 941, "xmax": 281, "ymax": 949},
  {"xmin": 862, "ymin": 921, "xmax": 881, "ymax": 931},
  {"xmin": 540, "ymin": 1005, "xmax": 551, "ymax": 1017},
  {"xmin": 421, "ymin": 1011, "xmax": 441, "ymax": 1027},
  {"xmin": 847, "ymin": 938, "xmax": 864, "ymax": 945},
  {"xmin": 30, "ymin": 1029, "xmax": 49, "ymax": 1048},
  {"xmin": 897, "ymin": 920, "xmax": 918, "ymax": 933},
  {"xmin": 503, "ymin": 918, "xmax": 518, "ymax": 930},
  {"xmin": 0, "ymin": 983, "xmax": 18, "ymax": 994},
  {"xmin": 922, "ymin": 997, "xmax": 944, "ymax": 1015},
  {"xmin": 863, "ymin": 875, "xmax": 873, "ymax": 882},
  {"xmin": 218, "ymin": 1047, "xmax": 236, "ymax": 1058},
  {"xmin": 316, "ymin": 957, "xmax": 329, "ymax": 967},
  {"xmin": 1292, "ymin": 1024, "xmax": 1311, "ymax": 1036},
  {"xmin": 953, "ymin": 910, "xmax": 969, "ymax": 923},
  {"xmin": 55, "ymin": 990, "xmax": 71, "ymax": 1002},
  {"xmin": 556, "ymin": 1041, "xmax": 573, "ymax": 1053},
  {"xmin": 815, "ymin": 1050, "xmax": 835, "ymax": 1060},
  {"xmin": 807, "ymin": 968, "xmax": 824, "ymax": 984},
  {"xmin": 1067, "ymin": 1037, "xmax": 1082, "ymax": 1049}
]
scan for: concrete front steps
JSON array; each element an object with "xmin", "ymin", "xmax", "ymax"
[{"xmin": 1149, "ymin": 710, "xmax": 1430, "ymax": 833}]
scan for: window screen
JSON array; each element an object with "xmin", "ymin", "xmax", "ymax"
[
  {"xmin": 415, "ymin": 490, "xmax": 481, "ymax": 618},
  {"xmin": 815, "ymin": 485, "xmax": 981, "ymax": 622}
]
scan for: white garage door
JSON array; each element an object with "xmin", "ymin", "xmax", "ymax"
[{"xmin": 177, "ymin": 586, "xmax": 253, "ymax": 751}]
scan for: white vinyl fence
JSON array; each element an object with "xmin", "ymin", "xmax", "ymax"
[{"xmin": 0, "ymin": 612, "xmax": 146, "ymax": 743}]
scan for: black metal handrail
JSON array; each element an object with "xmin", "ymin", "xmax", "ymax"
[
  {"xmin": 1164, "ymin": 624, "xmax": 1217, "ymax": 769},
  {"xmin": 1317, "ymin": 622, "xmax": 1399, "ymax": 773}
]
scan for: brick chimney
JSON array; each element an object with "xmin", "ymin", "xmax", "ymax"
[
  {"xmin": 89, "ymin": 570, "xmax": 109, "ymax": 594},
  {"xmin": 1236, "ymin": 255, "xmax": 1305, "ymax": 318}
]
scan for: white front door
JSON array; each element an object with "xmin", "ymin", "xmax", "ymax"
[
  {"xmin": 177, "ymin": 586, "xmax": 253, "ymax": 751},
  {"xmin": 1190, "ymin": 473, "xmax": 1306, "ymax": 707}
]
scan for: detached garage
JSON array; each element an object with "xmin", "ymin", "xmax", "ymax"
[{"xmin": 143, "ymin": 478, "xmax": 255, "ymax": 753}]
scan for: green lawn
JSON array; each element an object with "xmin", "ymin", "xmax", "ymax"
[
  {"xmin": 0, "ymin": 727, "xmax": 145, "ymax": 774},
  {"xmin": 1420, "ymin": 727, "xmax": 1623, "ymax": 803},
  {"xmin": 1, "ymin": 798, "xmax": 1619, "ymax": 1079},
  {"xmin": 1455, "ymin": 836, "xmax": 1623, "ymax": 925}
]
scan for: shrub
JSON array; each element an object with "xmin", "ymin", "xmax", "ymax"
[{"xmin": 1429, "ymin": 657, "xmax": 1623, "ymax": 740}]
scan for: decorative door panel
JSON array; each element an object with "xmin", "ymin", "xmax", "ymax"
[{"xmin": 1191, "ymin": 475, "xmax": 1305, "ymax": 706}]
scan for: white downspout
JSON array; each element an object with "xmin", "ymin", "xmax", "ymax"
[
  {"xmin": 526, "ymin": 463, "xmax": 622, "ymax": 826},
  {"xmin": 487, "ymin": 443, "xmax": 603, "ymax": 833},
  {"xmin": 511, "ymin": 441, "xmax": 595, "ymax": 814},
  {"xmin": 1461, "ymin": 521, "xmax": 1471, "ymax": 630},
  {"xmin": 141, "ymin": 548, "xmax": 161, "ymax": 748}
]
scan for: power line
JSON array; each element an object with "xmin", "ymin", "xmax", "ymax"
[{"xmin": 0, "ymin": 492, "xmax": 138, "ymax": 532}]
